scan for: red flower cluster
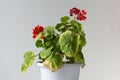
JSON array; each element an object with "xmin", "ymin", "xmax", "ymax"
[
  {"xmin": 70, "ymin": 7, "xmax": 87, "ymax": 21},
  {"xmin": 70, "ymin": 7, "xmax": 80, "ymax": 16},
  {"xmin": 32, "ymin": 25, "xmax": 44, "ymax": 39}
]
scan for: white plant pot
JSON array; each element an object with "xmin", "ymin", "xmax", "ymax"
[{"xmin": 37, "ymin": 63, "xmax": 80, "ymax": 80}]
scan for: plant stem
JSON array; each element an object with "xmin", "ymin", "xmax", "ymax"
[{"xmin": 34, "ymin": 54, "xmax": 39, "ymax": 57}]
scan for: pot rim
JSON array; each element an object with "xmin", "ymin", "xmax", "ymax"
[{"xmin": 37, "ymin": 61, "xmax": 81, "ymax": 68}]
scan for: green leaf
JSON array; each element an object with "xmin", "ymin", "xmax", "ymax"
[
  {"xmin": 24, "ymin": 51, "xmax": 34, "ymax": 58},
  {"xmin": 59, "ymin": 31, "xmax": 80, "ymax": 57},
  {"xmin": 61, "ymin": 16, "xmax": 70, "ymax": 23},
  {"xmin": 41, "ymin": 26, "xmax": 55, "ymax": 40},
  {"xmin": 74, "ymin": 51, "xmax": 85, "ymax": 68},
  {"xmin": 35, "ymin": 40, "xmax": 42, "ymax": 48},
  {"xmin": 44, "ymin": 26, "xmax": 54, "ymax": 36},
  {"xmin": 70, "ymin": 20, "xmax": 77, "ymax": 25},
  {"xmin": 53, "ymin": 37, "xmax": 61, "ymax": 52},
  {"xmin": 39, "ymin": 47, "xmax": 52, "ymax": 59},
  {"xmin": 76, "ymin": 22, "xmax": 82, "ymax": 34},
  {"xmin": 80, "ymin": 31, "xmax": 87, "ymax": 47},
  {"xmin": 70, "ymin": 20, "xmax": 82, "ymax": 34},
  {"xmin": 43, "ymin": 53, "xmax": 62, "ymax": 72},
  {"xmin": 55, "ymin": 23, "xmax": 65, "ymax": 31},
  {"xmin": 21, "ymin": 51, "xmax": 35, "ymax": 72},
  {"xmin": 50, "ymin": 53, "xmax": 62, "ymax": 71},
  {"xmin": 43, "ymin": 38, "xmax": 53, "ymax": 48},
  {"xmin": 43, "ymin": 35, "xmax": 59, "ymax": 49}
]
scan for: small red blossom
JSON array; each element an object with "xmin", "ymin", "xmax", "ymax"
[
  {"xmin": 81, "ymin": 10, "xmax": 87, "ymax": 15},
  {"xmin": 70, "ymin": 7, "xmax": 80, "ymax": 16},
  {"xmin": 77, "ymin": 10, "xmax": 87, "ymax": 21},
  {"xmin": 32, "ymin": 25, "xmax": 44, "ymax": 39},
  {"xmin": 70, "ymin": 7, "xmax": 87, "ymax": 21}
]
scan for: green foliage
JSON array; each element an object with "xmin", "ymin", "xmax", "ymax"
[
  {"xmin": 59, "ymin": 31, "xmax": 79, "ymax": 57},
  {"xmin": 74, "ymin": 46, "xmax": 85, "ymax": 67},
  {"xmin": 70, "ymin": 20, "xmax": 82, "ymax": 34},
  {"xmin": 44, "ymin": 26, "xmax": 54, "ymax": 37},
  {"xmin": 35, "ymin": 40, "xmax": 42, "ymax": 48},
  {"xmin": 61, "ymin": 16, "xmax": 70, "ymax": 23},
  {"xmin": 55, "ymin": 23, "xmax": 65, "ymax": 31},
  {"xmin": 80, "ymin": 31, "xmax": 87, "ymax": 47},
  {"xmin": 43, "ymin": 53, "xmax": 62, "ymax": 72},
  {"xmin": 39, "ymin": 47, "xmax": 52, "ymax": 59},
  {"xmin": 75, "ymin": 51, "xmax": 85, "ymax": 68},
  {"xmin": 21, "ymin": 51, "xmax": 35, "ymax": 72}
]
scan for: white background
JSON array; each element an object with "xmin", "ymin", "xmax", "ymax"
[{"xmin": 0, "ymin": 0, "xmax": 120, "ymax": 80}]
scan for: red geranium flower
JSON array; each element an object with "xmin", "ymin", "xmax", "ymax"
[
  {"xmin": 32, "ymin": 25, "xmax": 44, "ymax": 39},
  {"xmin": 70, "ymin": 7, "xmax": 87, "ymax": 21},
  {"xmin": 77, "ymin": 10, "xmax": 87, "ymax": 21},
  {"xmin": 70, "ymin": 7, "xmax": 80, "ymax": 16}
]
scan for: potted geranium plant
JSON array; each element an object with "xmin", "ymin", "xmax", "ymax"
[{"xmin": 21, "ymin": 7, "xmax": 87, "ymax": 80}]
